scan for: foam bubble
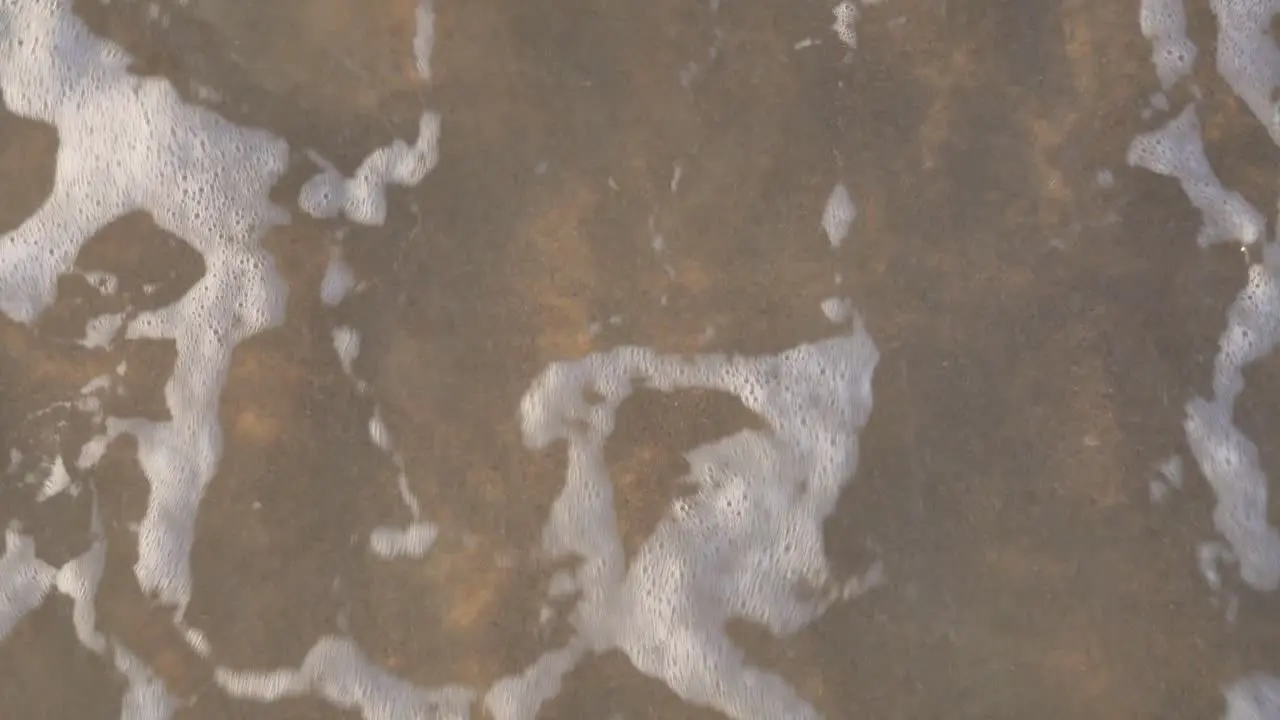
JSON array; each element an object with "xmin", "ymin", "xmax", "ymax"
[
  {"xmin": 488, "ymin": 307, "xmax": 880, "ymax": 719},
  {"xmin": 216, "ymin": 635, "xmax": 474, "ymax": 718},
  {"xmin": 1127, "ymin": 105, "xmax": 1265, "ymax": 247}
]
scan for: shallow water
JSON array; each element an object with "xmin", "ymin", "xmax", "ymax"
[{"xmin": 1, "ymin": 0, "xmax": 1280, "ymax": 718}]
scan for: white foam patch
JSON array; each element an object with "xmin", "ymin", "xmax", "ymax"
[
  {"xmin": 77, "ymin": 424, "xmax": 121, "ymax": 470},
  {"xmin": 1211, "ymin": 0, "xmax": 1280, "ymax": 146},
  {"xmin": 414, "ymin": 0, "xmax": 435, "ymax": 83},
  {"xmin": 839, "ymin": 559, "xmax": 886, "ymax": 600},
  {"xmin": 1160, "ymin": 454, "xmax": 1184, "ymax": 489},
  {"xmin": 1224, "ymin": 674, "xmax": 1280, "ymax": 719},
  {"xmin": 1139, "ymin": 0, "xmax": 1197, "ymax": 90},
  {"xmin": 81, "ymin": 374, "xmax": 114, "ymax": 396},
  {"xmin": 80, "ymin": 312, "xmax": 125, "ymax": 349},
  {"xmin": 546, "ymin": 570, "xmax": 576, "ymax": 598},
  {"xmin": 831, "ymin": 1, "xmax": 859, "ymax": 49},
  {"xmin": 36, "ymin": 455, "xmax": 73, "ymax": 501},
  {"xmin": 1185, "ymin": 246, "xmax": 1280, "ymax": 591},
  {"xmin": 1127, "ymin": 105, "xmax": 1265, "ymax": 247},
  {"xmin": 821, "ymin": 182, "xmax": 856, "ymax": 249},
  {"xmin": 116, "ymin": 645, "xmax": 178, "ymax": 720},
  {"xmin": 82, "ymin": 270, "xmax": 119, "ymax": 295},
  {"xmin": 487, "ymin": 642, "xmax": 584, "ymax": 720},
  {"xmin": 0, "ymin": 0, "xmax": 289, "ymax": 321},
  {"xmin": 821, "ymin": 296, "xmax": 853, "ymax": 323},
  {"xmin": 369, "ymin": 409, "xmax": 395, "ymax": 452},
  {"xmin": 486, "ymin": 307, "xmax": 880, "ymax": 720},
  {"xmin": 66, "ymin": 384, "xmax": 120, "ymax": 474},
  {"xmin": 332, "ymin": 326, "xmax": 361, "ymax": 376},
  {"xmin": 395, "ymin": 470, "xmax": 422, "ymax": 519},
  {"xmin": 1131, "ymin": 0, "xmax": 1280, "ymax": 622},
  {"xmin": 55, "ymin": 550, "xmax": 181, "ymax": 720},
  {"xmin": 1149, "ymin": 477, "xmax": 1173, "ymax": 504},
  {"xmin": 0, "ymin": 0, "xmax": 291, "ymax": 619},
  {"xmin": 1197, "ymin": 541, "xmax": 1232, "ymax": 592},
  {"xmin": 181, "ymin": 624, "xmax": 212, "ymax": 658},
  {"xmin": 369, "ymin": 521, "xmax": 438, "ymax": 559},
  {"xmin": 216, "ymin": 635, "xmax": 474, "ymax": 718},
  {"xmin": 331, "ymin": 327, "xmax": 436, "ymax": 556},
  {"xmin": 55, "ymin": 496, "xmax": 107, "ymax": 653},
  {"xmin": 321, "ymin": 246, "xmax": 356, "ymax": 307},
  {"xmin": 298, "ymin": 112, "xmax": 441, "ymax": 226},
  {"xmin": 0, "ymin": 526, "xmax": 55, "ymax": 642}
]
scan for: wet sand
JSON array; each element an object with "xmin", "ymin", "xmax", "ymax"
[{"xmin": 0, "ymin": 0, "xmax": 1278, "ymax": 717}]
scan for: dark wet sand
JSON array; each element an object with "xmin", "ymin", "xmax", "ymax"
[{"xmin": 1, "ymin": 0, "xmax": 1277, "ymax": 717}]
